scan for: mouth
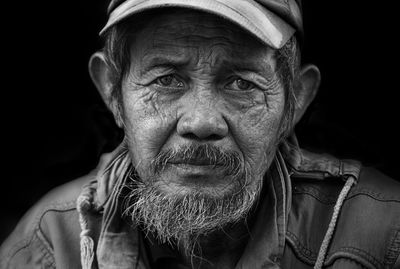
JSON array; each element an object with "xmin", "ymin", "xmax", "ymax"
[
  {"xmin": 167, "ymin": 157, "xmax": 224, "ymax": 176},
  {"xmin": 168, "ymin": 158, "xmax": 220, "ymax": 166}
]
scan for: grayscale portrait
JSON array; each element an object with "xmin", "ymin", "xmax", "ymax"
[{"xmin": 1, "ymin": 0, "xmax": 399, "ymax": 268}]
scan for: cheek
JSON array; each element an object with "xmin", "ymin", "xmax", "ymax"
[
  {"xmin": 232, "ymin": 94, "xmax": 285, "ymax": 172},
  {"xmin": 240, "ymin": 107, "xmax": 282, "ymax": 150},
  {"xmin": 120, "ymin": 87, "xmax": 178, "ymax": 164}
]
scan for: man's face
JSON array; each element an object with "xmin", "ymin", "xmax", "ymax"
[
  {"xmin": 121, "ymin": 10, "xmax": 286, "ymax": 194},
  {"xmin": 117, "ymin": 10, "xmax": 287, "ymax": 243}
]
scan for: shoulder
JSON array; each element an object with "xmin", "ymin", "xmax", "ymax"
[
  {"xmin": 0, "ymin": 174, "xmax": 94, "ymax": 269},
  {"xmin": 287, "ymin": 164, "xmax": 400, "ymax": 268},
  {"xmin": 330, "ymin": 167, "xmax": 400, "ymax": 268},
  {"xmin": 350, "ymin": 166, "xmax": 400, "ymax": 201}
]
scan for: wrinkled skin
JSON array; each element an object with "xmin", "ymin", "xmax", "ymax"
[{"xmin": 121, "ymin": 12, "xmax": 286, "ymax": 198}]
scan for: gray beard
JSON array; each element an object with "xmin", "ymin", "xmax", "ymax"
[{"xmin": 122, "ymin": 167, "xmax": 261, "ymax": 257}]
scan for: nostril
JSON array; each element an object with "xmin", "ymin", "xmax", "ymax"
[
  {"xmin": 206, "ymin": 134, "xmax": 223, "ymax": 141},
  {"xmin": 182, "ymin": 133, "xmax": 223, "ymax": 141},
  {"xmin": 177, "ymin": 109, "xmax": 229, "ymax": 140}
]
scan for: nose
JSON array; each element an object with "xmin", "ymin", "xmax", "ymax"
[{"xmin": 177, "ymin": 99, "xmax": 228, "ymax": 141}]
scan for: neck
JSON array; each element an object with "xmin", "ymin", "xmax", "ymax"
[{"xmin": 176, "ymin": 212, "xmax": 258, "ymax": 269}]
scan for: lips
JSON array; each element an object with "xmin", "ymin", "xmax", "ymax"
[{"xmin": 168, "ymin": 157, "xmax": 219, "ymax": 166}]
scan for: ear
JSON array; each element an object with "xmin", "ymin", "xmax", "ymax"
[
  {"xmin": 292, "ymin": 64, "xmax": 321, "ymax": 125},
  {"xmin": 89, "ymin": 52, "xmax": 123, "ymax": 127}
]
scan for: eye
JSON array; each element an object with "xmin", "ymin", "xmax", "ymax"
[
  {"xmin": 155, "ymin": 75, "xmax": 184, "ymax": 88},
  {"xmin": 226, "ymin": 78, "xmax": 256, "ymax": 91},
  {"xmin": 236, "ymin": 79, "xmax": 253, "ymax": 90}
]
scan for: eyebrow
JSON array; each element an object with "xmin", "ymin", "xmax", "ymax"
[
  {"xmin": 140, "ymin": 54, "xmax": 190, "ymax": 74},
  {"xmin": 139, "ymin": 53, "xmax": 275, "ymax": 78},
  {"xmin": 224, "ymin": 60, "xmax": 275, "ymax": 77}
]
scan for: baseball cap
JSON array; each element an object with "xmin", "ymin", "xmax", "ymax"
[{"xmin": 100, "ymin": 0, "xmax": 303, "ymax": 49}]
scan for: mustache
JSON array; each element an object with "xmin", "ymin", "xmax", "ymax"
[{"xmin": 151, "ymin": 144, "xmax": 242, "ymax": 176}]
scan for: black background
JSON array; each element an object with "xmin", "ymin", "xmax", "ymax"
[{"xmin": 2, "ymin": 1, "xmax": 399, "ymax": 243}]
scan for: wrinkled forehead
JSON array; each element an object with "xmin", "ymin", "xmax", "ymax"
[
  {"xmin": 158, "ymin": 11, "xmax": 258, "ymax": 39},
  {"xmin": 129, "ymin": 10, "xmax": 276, "ymax": 73},
  {"xmin": 130, "ymin": 9, "xmax": 270, "ymax": 53}
]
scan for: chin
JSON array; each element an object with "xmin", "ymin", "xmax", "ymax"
[
  {"xmin": 151, "ymin": 168, "xmax": 243, "ymax": 198},
  {"xmin": 123, "ymin": 161, "xmax": 262, "ymax": 253}
]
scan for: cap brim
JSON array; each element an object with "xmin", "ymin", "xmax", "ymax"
[{"xmin": 100, "ymin": 0, "xmax": 295, "ymax": 49}]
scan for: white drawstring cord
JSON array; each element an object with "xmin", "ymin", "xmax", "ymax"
[
  {"xmin": 77, "ymin": 187, "xmax": 96, "ymax": 269},
  {"xmin": 314, "ymin": 176, "xmax": 356, "ymax": 269}
]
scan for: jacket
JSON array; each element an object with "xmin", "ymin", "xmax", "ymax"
[{"xmin": 1, "ymin": 140, "xmax": 399, "ymax": 269}]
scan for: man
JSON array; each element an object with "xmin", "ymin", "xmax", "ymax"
[{"xmin": 1, "ymin": 0, "xmax": 399, "ymax": 268}]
